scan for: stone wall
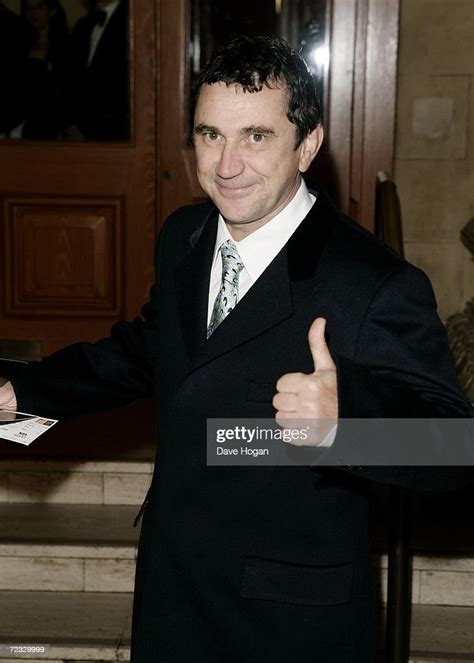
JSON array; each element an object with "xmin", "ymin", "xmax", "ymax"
[{"xmin": 394, "ymin": 0, "xmax": 473, "ymax": 321}]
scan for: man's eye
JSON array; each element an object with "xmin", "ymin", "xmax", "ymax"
[
  {"xmin": 250, "ymin": 133, "xmax": 265, "ymax": 144},
  {"xmin": 204, "ymin": 132, "xmax": 220, "ymax": 141}
]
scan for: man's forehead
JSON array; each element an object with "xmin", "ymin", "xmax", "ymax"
[
  {"xmin": 195, "ymin": 81, "xmax": 289, "ymax": 116},
  {"xmin": 198, "ymin": 79, "xmax": 288, "ymax": 96}
]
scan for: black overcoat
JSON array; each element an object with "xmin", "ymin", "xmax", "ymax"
[{"xmin": 12, "ymin": 188, "xmax": 472, "ymax": 662}]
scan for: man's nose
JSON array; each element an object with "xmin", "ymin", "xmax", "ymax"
[{"xmin": 215, "ymin": 142, "xmax": 244, "ymax": 179}]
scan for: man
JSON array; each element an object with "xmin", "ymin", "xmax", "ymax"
[
  {"xmin": 0, "ymin": 1, "xmax": 29, "ymax": 137},
  {"xmin": 65, "ymin": 0, "xmax": 129, "ymax": 140},
  {"xmin": 0, "ymin": 36, "xmax": 471, "ymax": 662}
]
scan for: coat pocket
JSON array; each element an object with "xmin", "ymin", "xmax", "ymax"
[{"xmin": 240, "ymin": 556, "xmax": 352, "ymax": 606}]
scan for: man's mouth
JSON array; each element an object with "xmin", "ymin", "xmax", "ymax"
[{"xmin": 215, "ymin": 182, "xmax": 258, "ymax": 198}]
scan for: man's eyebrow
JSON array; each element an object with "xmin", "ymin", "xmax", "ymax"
[
  {"xmin": 193, "ymin": 124, "xmax": 276, "ymax": 136},
  {"xmin": 194, "ymin": 124, "xmax": 219, "ymax": 134},
  {"xmin": 241, "ymin": 125, "xmax": 276, "ymax": 136}
]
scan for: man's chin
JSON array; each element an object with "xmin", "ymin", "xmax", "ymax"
[
  {"xmin": 211, "ymin": 195, "xmax": 257, "ymax": 224},
  {"xmin": 216, "ymin": 205, "xmax": 259, "ymax": 226}
]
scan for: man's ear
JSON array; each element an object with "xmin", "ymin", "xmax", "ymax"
[{"xmin": 298, "ymin": 125, "xmax": 324, "ymax": 173}]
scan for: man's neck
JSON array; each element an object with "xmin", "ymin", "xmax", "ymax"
[{"xmin": 225, "ymin": 175, "xmax": 302, "ymax": 242}]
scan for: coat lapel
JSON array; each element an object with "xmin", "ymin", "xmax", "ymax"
[
  {"xmin": 191, "ymin": 246, "xmax": 294, "ymax": 371},
  {"xmin": 174, "ymin": 207, "xmax": 218, "ymax": 360},
  {"xmin": 286, "ymin": 187, "xmax": 338, "ymax": 283},
  {"xmin": 175, "ymin": 187, "xmax": 338, "ymax": 372}
]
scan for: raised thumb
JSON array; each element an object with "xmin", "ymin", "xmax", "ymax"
[{"xmin": 308, "ymin": 317, "xmax": 335, "ymax": 372}]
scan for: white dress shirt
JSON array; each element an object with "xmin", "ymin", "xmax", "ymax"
[
  {"xmin": 208, "ymin": 179, "xmax": 336, "ymax": 447},
  {"xmin": 88, "ymin": 1, "xmax": 120, "ymax": 66},
  {"xmin": 208, "ymin": 179, "xmax": 315, "ymax": 320}
]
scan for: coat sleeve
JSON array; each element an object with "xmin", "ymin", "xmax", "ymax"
[
  {"xmin": 9, "ymin": 214, "xmax": 173, "ymax": 420},
  {"xmin": 339, "ymin": 264, "xmax": 471, "ymax": 417},
  {"xmin": 330, "ymin": 263, "xmax": 474, "ymax": 491}
]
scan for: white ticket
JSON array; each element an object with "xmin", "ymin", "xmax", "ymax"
[{"xmin": 0, "ymin": 410, "xmax": 58, "ymax": 446}]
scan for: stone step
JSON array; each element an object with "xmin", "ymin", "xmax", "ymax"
[
  {"xmin": 404, "ymin": 605, "xmax": 474, "ymax": 661},
  {"xmin": 0, "ymin": 504, "xmax": 139, "ymax": 593},
  {"xmin": 0, "ymin": 593, "xmax": 472, "ymax": 662},
  {"xmin": 369, "ymin": 485, "xmax": 474, "ymax": 608},
  {"xmin": 0, "ymin": 459, "xmax": 153, "ymax": 505},
  {"xmin": 0, "ymin": 503, "xmax": 474, "ymax": 606},
  {"xmin": 373, "ymin": 552, "xmax": 474, "ymax": 607},
  {"xmin": 0, "ymin": 591, "xmax": 132, "ymax": 662}
]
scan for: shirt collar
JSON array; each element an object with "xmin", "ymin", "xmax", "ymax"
[
  {"xmin": 100, "ymin": 0, "xmax": 120, "ymax": 20},
  {"xmin": 212, "ymin": 179, "xmax": 316, "ymax": 283}
]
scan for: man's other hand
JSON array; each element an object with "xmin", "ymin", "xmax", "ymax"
[
  {"xmin": 0, "ymin": 378, "xmax": 18, "ymax": 411},
  {"xmin": 273, "ymin": 318, "xmax": 338, "ymax": 446}
]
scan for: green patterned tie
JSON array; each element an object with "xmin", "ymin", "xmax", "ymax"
[{"xmin": 207, "ymin": 240, "xmax": 244, "ymax": 338}]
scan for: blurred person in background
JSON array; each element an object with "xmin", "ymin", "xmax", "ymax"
[
  {"xmin": 0, "ymin": 1, "xmax": 29, "ymax": 137},
  {"xmin": 9, "ymin": 0, "xmax": 71, "ymax": 140},
  {"xmin": 65, "ymin": 0, "xmax": 129, "ymax": 141}
]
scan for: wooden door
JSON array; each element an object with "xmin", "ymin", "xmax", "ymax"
[
  {"xmin": 0, "ymin": 0, "xmax": 158, "ymax": 358},
  {"xmin": 158, "ymin": 0, "xmax": 399, "ymax": 232}
]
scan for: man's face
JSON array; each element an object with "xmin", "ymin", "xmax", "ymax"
[
  {"xmin": 194, "ymin": 82, "xmax": 322, "ymax": 238},
  {"xmin": 26, "ymin": 0, "xmax": 50, "ymax": 30}
]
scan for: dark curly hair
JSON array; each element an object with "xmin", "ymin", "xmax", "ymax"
[{"xmin": 191, "ymin": 35, "xmax": 322, "ymax": 149}]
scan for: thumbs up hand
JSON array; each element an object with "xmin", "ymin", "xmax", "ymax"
[{"xmin": 273, "ymin": 318, "xmax": 338, "ymax": 446}]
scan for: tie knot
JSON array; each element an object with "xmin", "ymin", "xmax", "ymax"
[{"xmin": 220, "ymin": 240, "xmax": 244, "ymax": 276}]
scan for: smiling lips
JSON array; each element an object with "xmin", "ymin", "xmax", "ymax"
[{"xmin": 215, "ymin": 182, "xmax": 258, "ymax": 198}]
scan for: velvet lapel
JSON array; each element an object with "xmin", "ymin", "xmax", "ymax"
[
  {"xmin": 287, "ymin": 186, "xmax": 338, "ymax": 282},
  {"xmin": 175, "ymin": 187, "xmax": 338, "ymax": 372}
]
